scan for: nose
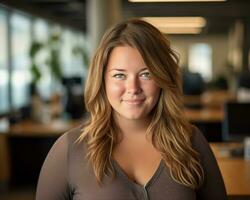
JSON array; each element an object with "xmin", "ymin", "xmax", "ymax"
[{"xmin": 126, "ymin": 76, "xmax": 142, "ymax": 95}]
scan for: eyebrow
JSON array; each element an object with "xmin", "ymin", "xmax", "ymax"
[{"xmin": 107, "ymin": 67, "xmax": 148, "ymax": 72}]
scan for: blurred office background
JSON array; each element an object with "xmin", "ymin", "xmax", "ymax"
[{"xmin": 0, "ymin": 0, "xmax": 250, "ymax": 200}]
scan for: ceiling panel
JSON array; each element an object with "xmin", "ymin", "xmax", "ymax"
[{"xmin": 0, "ymin": 0, "xmax": 249, "ymax": 34}]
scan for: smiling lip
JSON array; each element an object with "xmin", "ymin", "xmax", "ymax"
[{"xmin": 123, "ymin": 99, "xmax": 145, "ymax": 105}]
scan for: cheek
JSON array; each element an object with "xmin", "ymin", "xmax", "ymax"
[
  {"xmin": 143, "ymin": 83, "xmax": 161, "ymax": 97},
  {"xmin": 105, "ymin": 80, "xmax": 124, "ymax": 100},
  {"xmin": 149, "ymin": 85, "xmax": 161, "ymax": 109}
]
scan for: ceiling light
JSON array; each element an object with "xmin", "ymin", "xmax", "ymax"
[
  {"xmin": 143, "ymin": 17, "xmax": 206, "ymax": 28},
  {"xmin": 158, "ymin": 27, "xmax": 202, "ymax": 34},
  {"xmin": 129, "ymin": 0, "xmax": 226, "ymax": 2},
  {"xmin": 142, "ymin": 17, "xmax": 206, "ymax": 34}
]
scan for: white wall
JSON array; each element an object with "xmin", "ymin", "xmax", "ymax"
[{"xmin": 168, "ymin": 34, "xmax": 229, "ymax": 80}]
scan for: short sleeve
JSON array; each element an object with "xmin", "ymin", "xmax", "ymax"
[
  {"xmin": 36, "ymin": 133, "xmax": 71, "ymax": 200},
  {"xmin": 192, "ymin": 127, "xmax": 227, "ymax": 200}
]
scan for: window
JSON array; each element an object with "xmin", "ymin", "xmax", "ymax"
[
  {"xmin": 61, "ymin": 29, "xmax": 86, "ymax": 78},
  {"xmin": 33, "ymin": 18, "xmax": 49, "ymax": 43},
  {"xmin": 0, "ymin": 8, "xmax": 9, "ymax": 114},
  {"xmin": 188, "ymin": 43, "xmax": 212, "ymax": 82},
  {"xmin": 0, "ymin": 6, "xmax": 88, "ymax": 114},
  {"xmin": 33, "ymin": 18, "xmax": 52, "ymax": 100},
  {"xmin": 10, "ymin": 12, "xmax": 32, "ymax": 109}
]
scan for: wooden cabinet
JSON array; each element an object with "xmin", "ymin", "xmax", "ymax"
[{"xmin": 0, "ymin": 134, "xmax": 10, "ymax": 190}]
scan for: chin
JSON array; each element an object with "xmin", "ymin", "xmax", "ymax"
[
  {"xmin": 114, "ymin": 110, "xmax": 150, "ymax": 121},
  {"xmin": 125, "ymin": 116, "xmax": 143, "ymax": 120},
  {"xmin": 122, "ymin": 112, "xmax": 147, "ymax": 120}
]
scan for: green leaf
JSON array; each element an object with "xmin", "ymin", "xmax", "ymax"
[
  {"xmin": 31, "ymin": 63, "xmax": 41, "ymax": 84},
  {"xmin": 29, "ymin": 42, "xmax": 43, "ymax": 58}
]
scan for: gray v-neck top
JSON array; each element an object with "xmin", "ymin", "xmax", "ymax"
[{"xmin": 36, "ymin": 125, "xmax": 227, "ymax": 200}]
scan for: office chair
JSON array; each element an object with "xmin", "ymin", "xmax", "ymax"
[{"xmin": 182, "ymin": 72, "xmax": 205, "ymax": 95}]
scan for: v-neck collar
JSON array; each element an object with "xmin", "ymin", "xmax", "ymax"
[{"xmin": 112, "ymin": 159, "xmax": 165, "ymax": 189}]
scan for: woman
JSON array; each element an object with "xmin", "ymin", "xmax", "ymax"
[{"xmin": 36, "ymin": 19, "xmax": 227, "ymax": 200}]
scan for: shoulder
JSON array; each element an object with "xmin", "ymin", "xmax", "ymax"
[
  {"xmin": 36, "ymin": 124, "xmax": 85, "ymax": 200},
  {"xmin": 42, "ymin": 123, "xmax": 86, "ymax": 171},
  {"xmin": 190, "ymin": 126, "xmax": 211, "ymax": 155},
  {"xmin": 64, "ymin": 124, "xmax": 84, "ymax": 145},
  {"xmin": 190, "ymin": 126, "xmax": 218, "ymax": 177},
  {"xmin": 55, "ymin": 123, "xmax": 85, "ymax": 151},
  {"xmin": 36, "ymin": 123, "xmax": 88, "ymax": 199},
  {"xmin": 190, "ymin": 126, "xmax": 218, "ymax": 167},
  {"xmin": 190, "ymin": 126, "xmax": 227, "ymax": 199}
]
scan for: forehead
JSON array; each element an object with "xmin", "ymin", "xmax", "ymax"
[{"xmin": 106, "ymin": 45, "xmax": 147, "ymax": 71}]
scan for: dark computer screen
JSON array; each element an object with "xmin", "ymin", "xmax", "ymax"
[{"xmin": 223, "ymin": 102, "xmax": 250, "ymax": 141}]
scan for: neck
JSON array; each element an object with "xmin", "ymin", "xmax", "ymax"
[{"xmin": 114, "ymin": 114, "xmax": 151, "ymax": 138}]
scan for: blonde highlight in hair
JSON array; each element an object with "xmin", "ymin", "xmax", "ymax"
[{"xmin": 79, "ymin": 19, "xmax": 204, "ymax": 188}]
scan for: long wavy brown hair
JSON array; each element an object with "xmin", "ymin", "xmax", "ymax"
[{"xmin": 79, "ymin": 19, "xmax": 204, "ymax": 189}]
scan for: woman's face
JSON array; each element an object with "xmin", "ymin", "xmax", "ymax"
[{"xmin": 105, "ymin": 45, "xmax": 161, "ymax": 121}]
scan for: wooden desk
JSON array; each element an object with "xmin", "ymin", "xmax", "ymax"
[
  {"xmin": 8, "ymin": 119, "xmax": 81, "ymax": 137},
  {"xmin": 210, "ymin": 143, "xmax": 250, "ymax": 196},
  {"xmin": 184, "ymin": 108, "xmax": 224, "ymax": 123},
  {"xmin": 0, "ymin": 134, "xmax": 10, "ymax": 191},
  {"xmin": 184, "ymin": 108, "xmax": 224, "ymax": 141},
  {"xmin": 0, "ymin": 119, "xmax": 81, "ymax": 187},
  {"xmin": 183, "ymin": 90, "xmax": 235, "ymax": 110},
  {"xmin": 184, "ymin": 89, "xmax": 234, "ymax": 123}
]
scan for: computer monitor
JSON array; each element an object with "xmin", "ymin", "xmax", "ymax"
[
  {"xmin": 62, "ymin": 77, "xmax": 85, "ymax": 119},
  {"xmin": 222, "ymin": 102, "xmax": 250, "ymax": 141},
  {"xmin": 237, "ymin": 72, "xmax": 250, "ymax": 89}
]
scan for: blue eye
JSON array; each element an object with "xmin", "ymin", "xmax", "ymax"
[
  {"xmin": 113, "ymin": 73, "xmax": 126, "ymax": 79},
  {"xmin": 140, "ymin": 72, "xmax": 151, "ymax": 79}
]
